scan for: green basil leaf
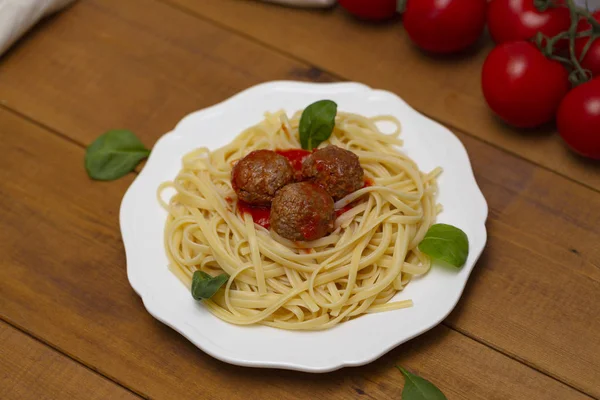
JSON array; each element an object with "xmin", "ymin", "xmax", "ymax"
[
  {"xmin": 418, "ymin": 223, "xmax": 469, "ymax": 268},
  {"xmin": 397, "ymin": 367, "xmax": 448, "ymax": 400},
  {"xmin": 191, "ymin": 270, "xmax": 229, "ymax": 300},
  {"xmin": 299, "ymin": 100, "xmax": 337, "ymax": 151},
  {"xmin": 85, "ymin": 129, "xmax": 150, "ymax": 181}
]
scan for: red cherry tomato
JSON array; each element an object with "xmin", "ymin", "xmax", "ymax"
[
  {"xmin": 481, "ymin": 41, "xmax": 570, "ymax": 128},
  {"xmin": 487, "ymin": 0, "xmax": 571, "ymax": 45},
  {"xmin": 575, "ymin": 12, "xmax": 600, "ymax": 77},
  {"xmin": 338, "ymin": 0, "xmax": 397, "ymax": 21},
  {"xmin": 557, "ymin": 77, "xmax": 600, "ymax": 159},
  {"xmin": 402, "ymin": 0, "xmax": 487, "ymax": 54}
]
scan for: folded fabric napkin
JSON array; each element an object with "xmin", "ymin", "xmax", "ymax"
[{"xmin": 0, "ymin": 0, "xmax": 76, "ymax": 56}]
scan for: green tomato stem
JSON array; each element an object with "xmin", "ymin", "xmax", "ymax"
[
  {"xmin": 534, "ymin": 0, "xmax": 593, "ymax": 86},
  {"xmin": 566, "ymin": 0, "xmax": 591, "ymax": 85},
  {"xmin": 396, "ymin": 0, "xmax": 407, "ymax": 14}
]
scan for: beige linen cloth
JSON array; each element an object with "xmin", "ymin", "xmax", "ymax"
[{"xmin": 0, "ymin": 0, "xmax": 76, "ymax": 56}]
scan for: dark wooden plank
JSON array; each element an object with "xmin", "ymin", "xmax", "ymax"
[
  {"xmin": 165, "ymin": 0, "xmax": 600, "ymax": 191},
  {"xmin": 446, "ymin": 137, "xmax": 600, "ymax": 395},
  {"xmin": 0, "ymin": 321, "xmax": 140, "ymax": 400}
]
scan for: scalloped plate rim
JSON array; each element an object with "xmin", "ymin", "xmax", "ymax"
[{"xmin": 120, "ymin": 80, "xmax": 488, "ymax": 372}]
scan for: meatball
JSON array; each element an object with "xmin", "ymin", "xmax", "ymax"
[
  {"xmin": 231, "ymin": 150, "xmax": 294, "ymax": 206},
  {"xmin": 270, "ymin": 182, "xmax": 335, "ymax": 242},
  {"xmin": 301, "ymin": 145, "xmax": 364, "ymax": 200}
]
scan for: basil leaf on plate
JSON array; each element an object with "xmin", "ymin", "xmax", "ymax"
[
  {"xmin": 85, "ymin": 129, "xmax": 150, "ymax": 181},
  {"xmin": 191, "ymin": 271, "xmax": 229, "ymax": 300},
  {"xmin": 397, "ymin": 367, "xmax": 448, "ymax": 400},
  {"xmin": 418, "ymin": 223, "xmax": 469, "ymax": 268},
  {"xmin": 299, "ymin": 100, "xmax": 337, "ymax": 151}
]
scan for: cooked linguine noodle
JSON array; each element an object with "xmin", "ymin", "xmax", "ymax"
[{"xmin": 158, "ymin": 109, "xmax": 441, "ymax": 330}]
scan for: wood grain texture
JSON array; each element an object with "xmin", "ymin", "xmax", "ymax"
[
  {"xmin": 0, "ymin": 321, "xmax": 139, "ymax": 400},
  {"xmin": 0, "ymin": 0, "xmax": 598, "ymax": 397},
  {"xmin": 0, "ymin": 0, "xmax": 334, "ymax": 150},
  {"xmin": 163, "ymin": 0, "xmax": 600, "ymax": 191}
]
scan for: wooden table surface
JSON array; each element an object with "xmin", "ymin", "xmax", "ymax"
[{"xmin": 0, "ymin": 1, "xmax": 598, "ymax": 399}]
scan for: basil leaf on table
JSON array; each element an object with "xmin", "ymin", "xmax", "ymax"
[
  {"xmin": 85, "ymin": 129, "xmax": 150, "ymax": 180},
  {"xmin": 397, "ymin": 367, "xmax": 448, "ymax": 400},
  {"xmin": 191, "ymin": 271, "xmax": 230, "ymax": 300},
  {"xmin": 418, "ymin": 223, "xmax": 469, "ymax": 268},
  {"xmin": 299, "ymin": 100, "xmax": 337, "ymax": 150}
]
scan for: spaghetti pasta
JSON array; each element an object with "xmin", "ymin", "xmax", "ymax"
[{"xmin": 158, "ymin": 109, "xmax": 441, "ymax": 330}]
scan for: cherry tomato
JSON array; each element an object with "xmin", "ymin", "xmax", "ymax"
[
  {"xmin": 338, "ymin": 0, "xmax": 397, "ymax": 21},
  {"xmin": 481, "ymin": 41, "xmax": 570, "ymax": 128},
  {"xmin": 402, "ymin": 0, "xmax": 487, "ymax": 54},
  {"xmin": 557, "ymin": 77, "xmax": 600, "ymax": 159},
  {"xmin": 575, "ymin": 12, "xmax": 600, "ymax": 77},
  {"xmin": 487, "ymin": 0, "xmax": 570, "ymax": 45}
]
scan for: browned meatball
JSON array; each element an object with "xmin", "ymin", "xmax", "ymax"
[
  {"xmin": 231, "ymin": 150, "xmax": 294, "ymax": 205},
  {"xmin": 301, "ymin": 145, "xmax": 364, "ymax": 200},
  {"xmin": 270, "ymin": 182, "xmax": 335, "ymax": 242}
]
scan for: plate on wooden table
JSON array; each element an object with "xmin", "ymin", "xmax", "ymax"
[{"xmin": 120, "ymin": 81, "xmax": 488, "ymax": 372}]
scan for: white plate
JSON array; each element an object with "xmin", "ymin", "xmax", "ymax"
[{"xmin": 120, "ymin": 81, "xmax": 488, "ymax": 372}]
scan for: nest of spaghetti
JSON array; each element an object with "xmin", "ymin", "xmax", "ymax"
[{"xmin": 159, "ymin": 109, "xmax": 441, "ymax": 331}]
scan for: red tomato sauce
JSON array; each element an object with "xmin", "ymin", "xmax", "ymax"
[
  {"xmin": 275, "ymin": 149, "xmax": 311, "ymax": 173},
  {"xmin": 237, "ymin": 200, "xmax": 271, "ymax": 229}
]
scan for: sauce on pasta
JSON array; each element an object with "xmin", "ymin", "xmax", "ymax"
[{"xmin": 158, "ymin": 108, "xmax": 442, "ymax": 330}]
